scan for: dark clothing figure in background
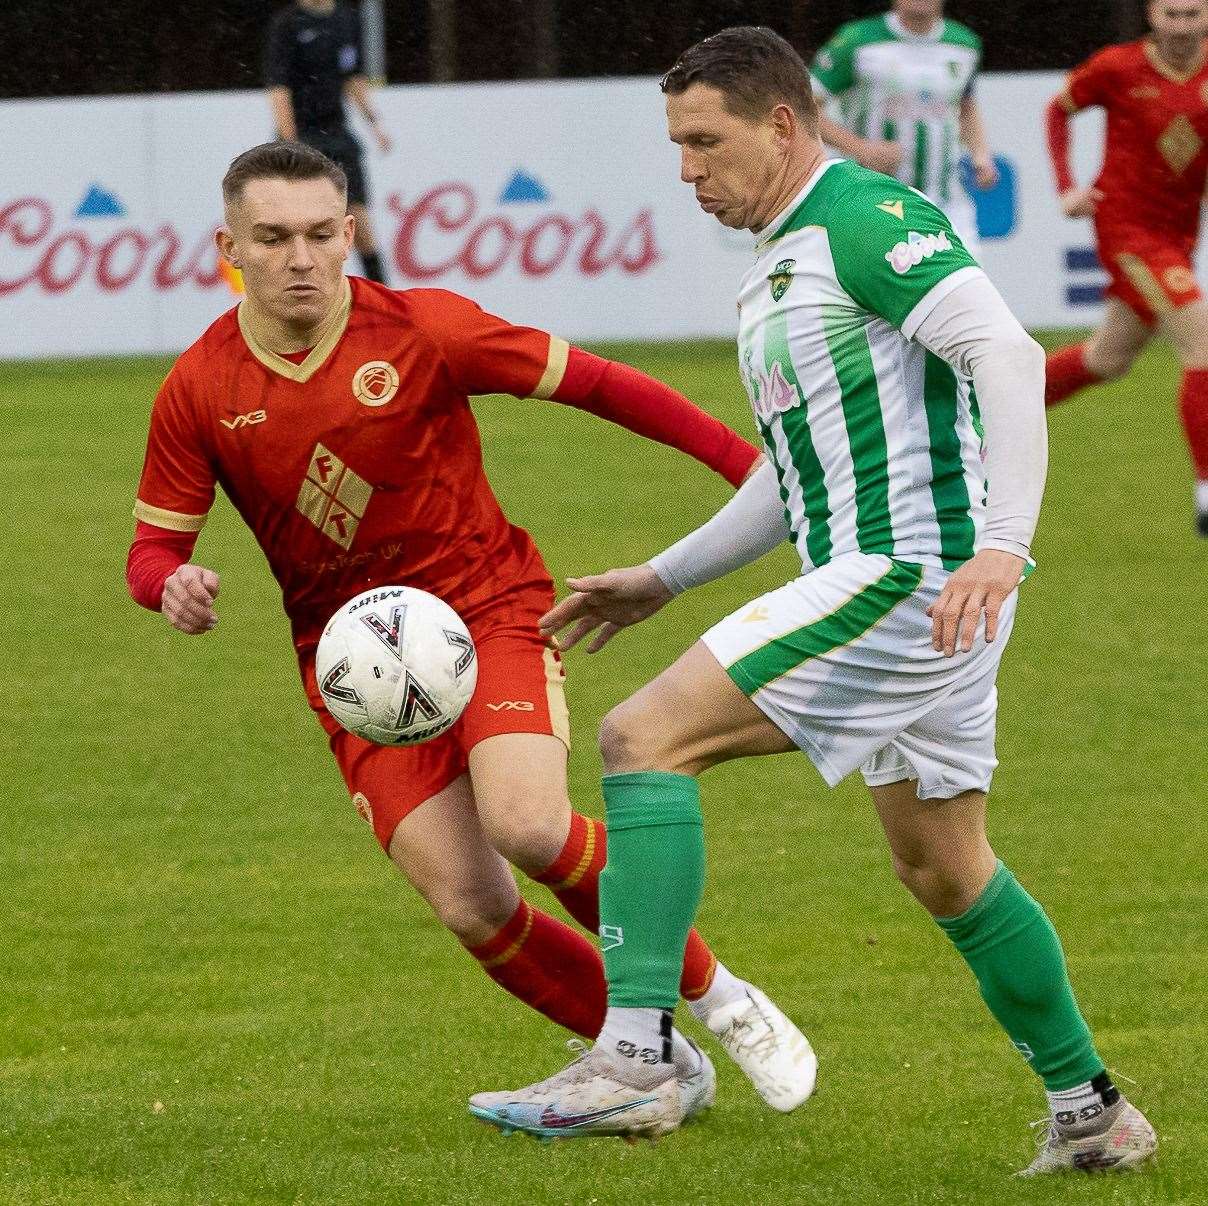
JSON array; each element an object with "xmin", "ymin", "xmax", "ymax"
[{"xmin": 265, "ymin": 0, "xmax": 392, "ymax": 282}]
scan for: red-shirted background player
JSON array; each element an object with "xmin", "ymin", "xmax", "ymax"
[
  {"xmin": 126, "ymin": 141, "xmax": 817, "ymax": 1114},
  {"xmin": 1044, "ymin": 0, "xmax": 1208, "ymax": 536}
]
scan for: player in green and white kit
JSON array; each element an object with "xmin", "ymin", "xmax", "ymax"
[
  {"xmin": 469, "ymin": 28, "xmax": 1157, "ymax": 1174},
  {"xmin": 811, "ymin": 0, "xmax": 997, "ymax": 257}
]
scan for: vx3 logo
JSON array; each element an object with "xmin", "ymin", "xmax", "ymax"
[{"xmin": 220, "ymin": 409, "xmax": 267, "ymax": 430}]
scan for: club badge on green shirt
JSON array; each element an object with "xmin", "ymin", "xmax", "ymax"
[{"xmin": 768, "ymin": 259, "xmax": 796, "ymax": 302}]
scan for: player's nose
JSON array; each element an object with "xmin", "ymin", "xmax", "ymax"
[
  {"xmin": 288, "ymin": 234, "xmax": 315, "ymax": 269},
  {"xmin": 680, "ymin": 150, "xmax": 704, "ymax": 184}
]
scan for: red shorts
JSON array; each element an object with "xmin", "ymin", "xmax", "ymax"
[
  {"xmin": 299, "ymin": 583, "xmax": 569, "ymax": 851},
  {"xmin": 1097, "ymin": 224, "xmax": 1201, "ymax": 324}
]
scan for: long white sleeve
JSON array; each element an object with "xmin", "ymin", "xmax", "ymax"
[
  {"xmin": 647, "ymin": 460, "xmax": 789, "ymax": 594},
  {"xmin": 912, "ymin": 272, "xmax": 1047, "ymax": 558}
]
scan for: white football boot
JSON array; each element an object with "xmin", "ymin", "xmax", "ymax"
[
  {"xmin": 469, "ymin": 1040, "xmax": 684, "ymax": 1140},
  {"xmin": 1018, "ymin": 1098, "xmax": 1157, "ymax": 1176},
  {"xmin": 702, "ymin": 986, "xmax": 817, "ymax": 1112}
]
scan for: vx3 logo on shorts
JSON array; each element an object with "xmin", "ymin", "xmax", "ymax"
[
  {"xmin": 485, "ymin": 700, "xmax": 535, "ymax": 711},
  {"xmin": 600, "ymin": 924, "xmax": 624, "ymax": 952}
]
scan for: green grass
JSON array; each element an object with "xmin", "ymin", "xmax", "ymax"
[{"xmin": 1, "ymin": 336, "xmax": 1204, "ymax": 1204}]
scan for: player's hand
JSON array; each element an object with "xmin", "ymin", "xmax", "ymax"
[
  {"xmin": 1060, "ymin": 186, "xmax": 1102, "ymax": 218},
  {"xmin": 539, "ymin": 566, "xmax": 674, "ymax": 653},
  {"xmin": 860, "ymin": 139, "xmax": 903, "ymax": 176},
  {"xmin": 926, "ymin": 549, "xmax": 1024, "ymax": 657},
  {"xmin": 971, "ymin": 153, "xmax": 999, "ymax": 190},
  {"xmin": 161, "ymin": 564, "xmax": 221, "ymax": 635}
]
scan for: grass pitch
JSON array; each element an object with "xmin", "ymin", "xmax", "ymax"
[{"xmin": 1, "ymin": 336, "xmax": 1204, "ymax": 1204}]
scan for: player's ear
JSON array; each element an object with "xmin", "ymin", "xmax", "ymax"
[
  {"xmin": 342, "ymin": 211, "xmax": 355, "ymax": 259},
  {"xmin": 215, "ymin": 225, "xmax": 239, "ymax": 269},
  {"xmin": 769, "ymin": 103, "xmax": 797, "ymax": 151}
]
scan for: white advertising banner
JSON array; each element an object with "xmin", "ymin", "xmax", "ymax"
[{"xmin": 0, "ymin": 72, "xmax": 1163, "ymax": 360}]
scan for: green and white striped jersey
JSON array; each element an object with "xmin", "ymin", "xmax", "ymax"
[
  {"xmin": 738, "ymin": 158, "xmax": 985, "ymax": 574},
  {"xmin": 811, "ymin": 12, "xmax": 981, "ymax": 206}
]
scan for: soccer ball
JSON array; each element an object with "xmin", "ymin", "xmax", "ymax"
[{"xmin": 315, "ymin": 586, "xmax": 477, "ymax": 746}]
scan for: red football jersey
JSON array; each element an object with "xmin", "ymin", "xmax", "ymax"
[
  {"xmin": 135, "ymin": 277, "xmax": 570, "ymax": 651},
  {"xmin": 1062, "ymin": 39, "xmax": 1208, "ymax": 241}
]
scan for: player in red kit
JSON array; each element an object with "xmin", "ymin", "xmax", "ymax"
[
  {"xmin": 1045, "ymin": 0, "xmax": 1208, "ymax": 535},
  {"xmin": 126, "ymin": 141, "xmax": 818, "ymax": 1114}
]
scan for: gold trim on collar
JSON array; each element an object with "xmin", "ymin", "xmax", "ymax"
[
  {"xmin": 238, "ymin": 277, "xmax": 352, "ymax": 383},
  {"xmin": 1144, "ymin": 38, "xmax": 1207, "ymax": 85}
]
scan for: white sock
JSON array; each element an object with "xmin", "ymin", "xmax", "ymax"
[
  {"xmin": 669, "ymin": 1028, "xmax": 703, "ymax": 1079},
  {"xmin": 1195, "ymin": 478, "xmax": 1208, "ymax": 514},
  {"xmin": 596, "ymin": 1007, "xmax": 670, "ymax": 1065},
  {"xmin": 1046, "ymin": 1080, "xmax": 1117, "ymax": 1131},
  {"xmin": 687, "ymin": 962, "xmax": 748, "ymax": 1021}
]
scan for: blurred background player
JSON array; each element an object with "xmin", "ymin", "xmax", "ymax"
[
  {"xmin": 125, "ymin": 141, "xmax": 817, "ymax": 1118},
  {"xmin": 1044, "ymin": 0, "xmax": 1208, "ymax": 536},
  {"xmin": 265, "ymin": 0, "xmax": 391, "ymax": 283},
  {"xmin": 809, "ymin": 0, "xmax": 997, "ymax": 257}
]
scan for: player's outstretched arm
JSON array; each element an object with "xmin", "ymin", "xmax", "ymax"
[
  {"xmin": 913, "ymin": 274, "xmax": 1046, "ymax": 656},
  {"xmin": 540, "ymin": 460, "xmax": 788, "ymax": 653},
  {"xmin": 540, "ymin": 566, "xmax": 673, "ymax": 653},
  {"xmin": 548, "ymin": 348, "xmax": 760, "ymax": 487}
]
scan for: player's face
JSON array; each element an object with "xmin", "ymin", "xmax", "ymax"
[
  {"xmin": 667, "ymin": 84, "xmax": 789, "ymax": 232},
  {"xmin": 221, "ymin": 177, "xmax": 354, "ymax": 330},
  {"xmin": 893, "ymin": 0, "xmax": 944, "ymax": 24},
  {"xmin": 1149, "ymin": 0, "xmax": 1208, "ymax": 46}
]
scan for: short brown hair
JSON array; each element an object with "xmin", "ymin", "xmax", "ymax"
[
  {"xmin": 661, "ymin": 26, "xmax": 818, "ymax": 128},
  {"xmin": 221, "ymin": 140, "xmax": 348, "ymax": 207}
]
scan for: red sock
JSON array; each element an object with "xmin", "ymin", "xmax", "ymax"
[
  {"xmin": 1045, "ymin": 343, "xmax": 1100, "ymax": 407},
  {"xmin": 465, "ymin": 899, "xmax": 605, "ymax": 1037},
  {"xmin": 532, "ymin": 812, "xmax": 719, "ymax": 1001},
  {"xmin": 1179, "ymin": 368, "xmax": 1208, "ymax": 478}
]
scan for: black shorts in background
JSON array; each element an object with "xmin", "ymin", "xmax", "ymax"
[{"xmin": 300, "ymin": 127, "xmax": 368, "ymax": 207}]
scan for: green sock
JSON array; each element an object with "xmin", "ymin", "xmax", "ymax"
[
  {"xmin": 936, "ymin": 860, "xmax": 1106, "ymax": 1091},
  {"xmin": 599, "ymin": 772, "xmax": 705, "ymax": 1009}
]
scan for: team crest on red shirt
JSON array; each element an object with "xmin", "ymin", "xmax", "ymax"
[{"xmin": 352, "ymin": 360, "xmax": 400, "ymax": 407}]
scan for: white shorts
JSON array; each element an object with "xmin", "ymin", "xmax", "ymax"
[{"xmin": 701, "ymin": 552, "xmax": 1016, "ymax": 799}]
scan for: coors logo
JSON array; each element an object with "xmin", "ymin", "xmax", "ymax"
[{"xmin": 1, "ymin": 175, "xmax": 661, "ymax": 298}]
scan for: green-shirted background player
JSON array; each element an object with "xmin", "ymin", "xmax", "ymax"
[
  {"xmin": 810, "ymin": 0, "xmax": 998, "ymax": 257},
  {"xmin": 468, "ymin": 26, "xmax": 1158, "ymax": 1177}
]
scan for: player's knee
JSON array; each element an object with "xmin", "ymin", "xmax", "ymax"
[
  {"xmin": 890, "ymin": 852, "xmax": 970, "ymax": 918},
  {"xmin": 1085, "ymin": 343, "xmax": 1135, "ymax": 381},
  {"xmin": 598, "ymin": 696, "xmax": 663, "ymax": 773},
  {"xmin": 478, "ymin": 794, "xmax": 570, "ymax": 875},
  {"xmin": 423, "ymin": 881, "xmax": 518, "ymax": 947}
]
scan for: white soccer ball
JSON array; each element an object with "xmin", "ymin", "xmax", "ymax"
[{"xmin": 315, "ymin": 586, "xmax": 478, "ymax": 746}]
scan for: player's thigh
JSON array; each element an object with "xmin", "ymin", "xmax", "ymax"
[
  {"xmin": 1161, "ymin": 298, "xmax": 1208, "ymax": 368},
  {"xmin": 386, "ymin": 772, "xmax": 520, "ymax": 945},
  {"xmin": 468, "ymin": 732, "xmax": 571, "ymax": 873},
  {"xmin": 458, "ymin": 598, "xmax": 573, "ymax": 870},
  {"xmin": 599, "ymin": 639, "xmax": 797, "ymax": 778},
  {"xmin": 867, "ymin": 778, "xmax": 996, "ymax": 916},
  {"xmin": 1085, "ymin": 297, "xmax": 1153, "ymax": 379}
]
